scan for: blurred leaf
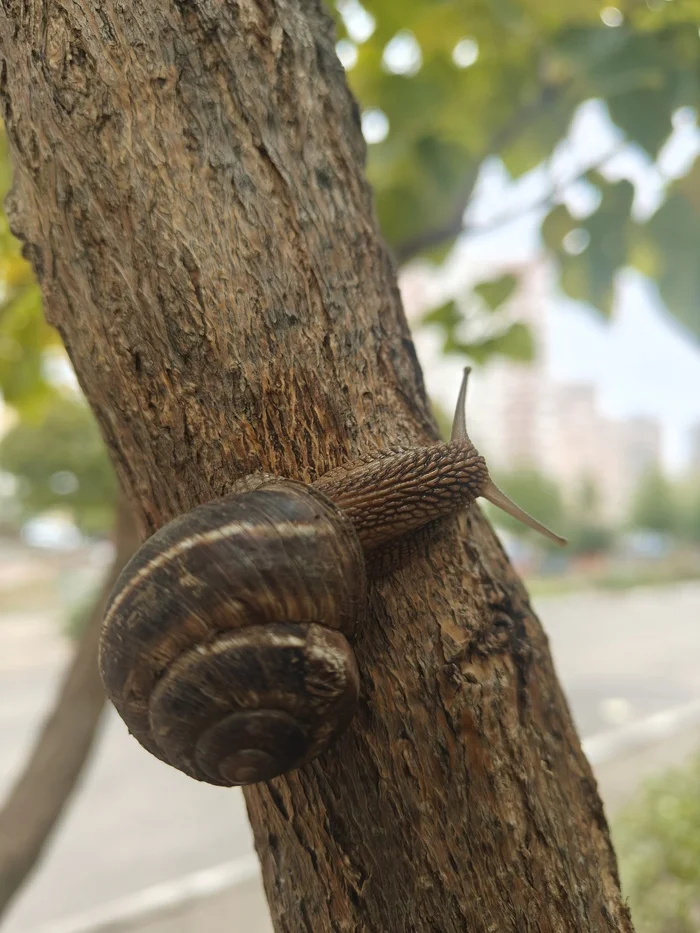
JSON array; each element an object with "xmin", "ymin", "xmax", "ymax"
[
  {"xmin": 641, "ymin": 158, "xmax": 700, "ymax": 338},
  {"xmin": 545, "ymin": 179, "xmax": 635, "ymax": 316},
  {"xmin": 445, "ymin": 320, "xmax": 534, "ymax": 364},
  {"xmin": 486, "ymin": 321, "xmax": 534, "ymax": 360},
  {"xmin": 500, "ymin": 90, "xmax": 573, "ymax": 177},
  {"xmin": 542, "ymin": 203, "xmax": 578, "ymax": 252},
  {"xmin": 421, "ymin": 299, "xmax": 461, "ymax": 329},
  {"xmin": 627, "ymin": 230, "xmax": 660, "ymax": 280},
  {"xmin": 474, "ymin": 273, "xmax": 517, "ymax": 310}
]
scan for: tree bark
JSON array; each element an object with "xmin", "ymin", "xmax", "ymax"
[
  {"xmin": 0, "ymin": 3, "xmax": 633, "ymax": 931},
  {"xmin": 0, "ymin": 493, "xmax": 139, "ymax": 917}
]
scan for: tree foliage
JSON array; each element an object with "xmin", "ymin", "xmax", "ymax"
[
  {"xmin": 675, "ymin": 477, "xmax": 700, "ymax": 544},
  {"xmin": 336, "ymin": 0, "xmax": 700, "ymax": 338},
  {"xmin": 630, "ymin": 466, "xmax": 678, "ymax": 534},
  {"xmin": 0, "ymin": 132, "xmax": 58, "ymax": 419},
  {"xmin": 0, "ymin": 128, "xmax": 115, "ymax": 530}
]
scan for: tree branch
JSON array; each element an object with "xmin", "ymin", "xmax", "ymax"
[
  {"xmin": 458, "ymin": 139, "xmax": 629, "ymax": 241},
  {"xmin": 0, "ymin": 494, "xmax": 139, "ymax": 918},
  {"xmin": 394, "ymin": 80, "xmax": 574, "ymax": 264}
]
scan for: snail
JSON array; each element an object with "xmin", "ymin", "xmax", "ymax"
[{"xmin": 99, "ymin": 368, "xmax": 565, "ymax": 787}]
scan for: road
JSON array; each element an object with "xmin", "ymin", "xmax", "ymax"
[{"xmin": 2, "ymin": 583, "xmax": 700, "ymax": 932}]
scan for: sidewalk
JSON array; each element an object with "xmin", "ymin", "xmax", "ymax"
[{"xmin": 28, "ymin": 719, "xmax": 700, "ymax": 933}]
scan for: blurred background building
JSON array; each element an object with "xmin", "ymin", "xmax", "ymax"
[{"xmin": 401, "ymin": 255, "xmax": 668, "ymax": 525}]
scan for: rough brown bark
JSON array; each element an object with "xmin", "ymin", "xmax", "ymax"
[
  {"xmin": 0, "ymin": 3, "xmax": 634, "ymax": 931},
  {"xmin": 0, "ymin": 493, "xmax": 139, "ymax": 916}
]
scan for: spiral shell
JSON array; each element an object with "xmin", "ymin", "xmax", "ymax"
[{"xmin": 99, "ymin": 477, "xmax": 366, "ymax": 786}]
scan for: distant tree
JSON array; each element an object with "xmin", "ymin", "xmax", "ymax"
[
  {"xmin": 630, "ymin": 467, "xmax": 677, "ymax": 534},
  {"xmin": 564, "ymin": 474, "xmax": 615, "ymax": 555},
  {"xmin": 488, "ymin": 467, "xmax": 565, "ymax": 545},
  {"xmin": 0, "ymin": 398, "xmax": 116, "ymax": 536},
  {"xmin": 674, "ymin": 476, "xmax": 700, "ymax": 544},
  {"xmin": 576, "ymin": 474, "xmax": 601, "ymax": 517},
  {"xmin": 0, "ymin": 132, "xmax": 59, "ymax": 419},
  {"xmin": 566, "ymin": 522, "xmax": 614, "ymax": 557}
]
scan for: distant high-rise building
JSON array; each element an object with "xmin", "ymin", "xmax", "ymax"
[
  {"xmin": 545, "ymin": 383, "xmax": 610, "ymax": 503},
  {"xmin": 606, "ymin": 417, "xmax": 662, "ymax": 521},
  {"xmin": 400, "ymin": 254, "xmax": 664, "ymax": 524},
  {"xmin": 544, "ymin": 388, "xmax": 661, "ymax": 521},
  {"xmin": 458, "ymin": 259, "xmax": 553, "ymax": 471}
]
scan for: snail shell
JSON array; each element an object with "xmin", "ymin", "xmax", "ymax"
[{"xmin": 100, "ymin": 476, "xmax": 365, "ymax": 786}]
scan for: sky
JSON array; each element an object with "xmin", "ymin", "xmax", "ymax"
[{"xmin": 407, "ymin": 100, "xmax": 700, "ymax": 472}]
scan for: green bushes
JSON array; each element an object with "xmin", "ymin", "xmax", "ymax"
[{"xmin": 613, "ymin": 753, "xmax": 700, "ymax": 933}]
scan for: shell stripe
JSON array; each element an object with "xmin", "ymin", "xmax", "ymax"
[{"xmin": 103, "ymin": 520, "xmax": 323, "ymax": 631}]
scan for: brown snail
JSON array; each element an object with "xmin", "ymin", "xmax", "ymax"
[{"xmin": 99, "ymin": 369, "xmax": 565, "ymax": 787}]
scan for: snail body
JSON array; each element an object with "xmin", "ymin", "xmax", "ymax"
[{"xmin": 100, "ymin": 370, "xmax": 565, "ymax": 786}]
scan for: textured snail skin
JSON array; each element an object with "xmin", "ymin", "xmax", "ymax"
[{"xmin": 314, "ymin": 442, "xmax": 488, "ymax": 551}]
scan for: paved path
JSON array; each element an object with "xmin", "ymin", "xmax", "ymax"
[
  {"xmin": 2, "ymin": 583, "xmax": 699, "ymax": 932},
  {"xmin": 541, "ymin": 583, "xmax": 700, "ymax": 736}
]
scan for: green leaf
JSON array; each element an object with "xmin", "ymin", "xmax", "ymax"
[
  {"xmin": 488, "ymin": 321, "xmax": 534, "ymax": 360},
  {"xmin": 474, "ymin": 273, "xmax": 517, "ymax": 310},
  {"xmin": 643, "ymin": 159, "xmax": 700, "ymax": 338},
  {"xmin": 545, "ymin": 179, "xmax": 635, "ymax": 316},
  {"xmin": 421, "ymin": 299, "xmax": 461, "ymax": 329},
  {"xmin": 445, "ymin": 321, "xmax": 534, "ymax": 365},
  {"xmin": 541, "ymin": 203, "xmax": 578, "ymax": 252},
  {"xmin": 500, "ymin": 89, "xmax": 573, "ymax": 178}
]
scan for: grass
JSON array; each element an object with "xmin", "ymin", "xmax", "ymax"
[
  {"xmin": 613, "ymin": 752, "xmax": 700, "ymax": 933},
  {"xmin": 527, "ymin": 554, "xmax": 700, "ymax": 599}
]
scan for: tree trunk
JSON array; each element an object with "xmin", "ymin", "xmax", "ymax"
[
  {"xmin": 0, "ymin": 3, "xmax": 633, "ymax": 931},
  {"xmin": 0, "ymin": 493, "xmax": 139, "ymax": 917}
]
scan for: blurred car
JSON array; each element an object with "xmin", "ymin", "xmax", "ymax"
[
  {"xmin": 617, "ymin": 530, "xmax": 674, "ymax": 560},
  {"xmin": 20, "ymin": 514, "xmax": 84, "ymax": 551}
]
